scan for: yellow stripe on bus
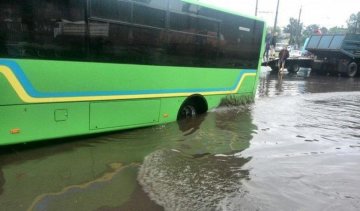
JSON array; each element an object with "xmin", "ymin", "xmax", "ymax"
[{"xmin": 0, "ymin": 65, "xmax": 256, "ymax": 103}]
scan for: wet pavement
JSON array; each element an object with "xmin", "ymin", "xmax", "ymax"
[{"xmin": 1, "ymin": 68, "xmax": 360, "ymax": 211}]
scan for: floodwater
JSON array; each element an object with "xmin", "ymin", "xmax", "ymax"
[{"xmin": 1, "ymin": 69, "xmax": 360, "ymax": 211}]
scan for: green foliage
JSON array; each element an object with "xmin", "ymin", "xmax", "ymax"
[
  {"xmin": 280, "ymin": 11, "xmax": 359, "ymax": 48},
  {"xmin": 320, "ymin": 27, "xmax": 328, "ymax": 34},
  {"xmin": 347, "ymin": 12, "xmax": 360, "ymax": 33},
  {"xmin": 328, "ymin": 26, "xmax": 347, "ymax": 34},
  {"xmin": 283, "ymin": 18, "xmax": 303, "ymax": 46},
  {"xmin": 302, "ymin": 24, "xmax": 320, "ymax": 37}
]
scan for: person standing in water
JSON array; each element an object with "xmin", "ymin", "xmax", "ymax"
[{"xmin": 278, "ymin": 46, "xmax": 289, "ymax": 73}]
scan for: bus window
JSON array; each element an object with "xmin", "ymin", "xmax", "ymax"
[
  {"xmin": 88, "ymin": 21, "xmax": 130, "ymax": 62},
  {"xmin": 130, "ymin": 27, "xmax": 167, "ymax": 65},
  {"xmin": 197, "ymin": 7, "xmax": 263, "ymax": 69},
  {"xmin": 133, "ymin": 3, "xmax": 166, "ymax": 28},
  {"xmin": 169, "ymin": 12, "xmax": 197, "ymax": 32},
  {"xmin": 132, "ymin": 0, "xmax": 168, "ymax": 10},
  {"xmin": 167, "ymin": 31, "xmax": 218, "ymax": 67},
  {"xmin": 168, "ymin": 2, "xmax": 220, "ymax": 68},
  {"xmin": 131, "ymin": 1, "xmax": 168, "ymax": 65},
  {"xmin": 169, "ymin": 0, "xmax": 199, "ymax": 14},
  {"xmin": 0, "ymin": 0, "xmax": 87, "ymax": 60},
  {"xmin": 90, "ymin": 0, "xmax": 131, "ymax": 22},
  {"xmin": 198, "ymin": 18, "xmax": 219, "ymax": 36}
]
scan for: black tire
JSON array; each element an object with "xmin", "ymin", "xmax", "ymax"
[
  {"xmin": 177, "ymin": 96, "xmax": 208, "ymax": 120},
  {"xmin": 347, "ymin": 62, "xmax": 358, "ymax": 77},
  {"xmin": 178, "ymin": 104, "xmax": 197, "ymax": 119},
  {"xmin": 288, "ymin": 63, "xmax": 300, "ymax": 73}
]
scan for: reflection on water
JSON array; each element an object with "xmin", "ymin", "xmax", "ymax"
[
  {"xmin": 0, "ymin": 170, "xmax": 3, "ymax": 195},
  {"xmin": 234, "ymin": 91, "xmax": 360, "ymax": 211},
  {"xmin": 257, "ymin": 69, "xmax": 360, "ymax": 98},
  {"xmin": 1, "ymin": 70, "xmax": 360, "ymax": 210}
]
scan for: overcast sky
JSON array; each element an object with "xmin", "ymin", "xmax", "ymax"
[{"xmin": 201, "ymin": 0, "xmax": 359, "ymax": 28}]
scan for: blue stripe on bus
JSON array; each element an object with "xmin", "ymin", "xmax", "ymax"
[
  {"xmin": 0, "ymin": 59, "xmax": 39, "ymax": 97},
  {"xmin": 0, "ymin": 59, "xmax": 256, "ymax": 98}
]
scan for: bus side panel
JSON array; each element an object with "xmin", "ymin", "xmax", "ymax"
[
  {"xmin": 0, "ymin": 103, "xmax": 89, "ymax": 145},
  {"xmin": 89, "ymin": 99, "xmax": 160, "ymax": 130},
  {"xmin": 158, "ymin": 97, "xmax": 186, "ymax": 124},
  {"xmin": 238, "ymin": 75, "xmax": 257, "ymax": 93},
  {"xmin": 0, "ymin": 72, "xmax": 24, "ymax": 105}
]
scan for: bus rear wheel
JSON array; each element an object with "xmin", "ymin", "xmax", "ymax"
[
  {"xmin": 179, "ymin": 105, "xmax": 197, "ymax": 119},
  {"xmin": 177, "ymin": 95, "xmax": 208, "ymax": 120}
]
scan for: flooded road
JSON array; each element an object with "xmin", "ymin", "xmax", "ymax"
[{"xmin": 1, "ymin": 70, "xmax": 360, "ymax": 211}]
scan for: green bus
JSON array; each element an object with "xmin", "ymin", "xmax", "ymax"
[{"xmin": 0, "ymin": 0, "xmax": 265, "ymax": 145}]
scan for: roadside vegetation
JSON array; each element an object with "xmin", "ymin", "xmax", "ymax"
[{"xmin": 271, "ymin": 11, "xmax": 360, "ymax": 48}]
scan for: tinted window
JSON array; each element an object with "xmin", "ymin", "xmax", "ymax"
[
  {"xmin": 89, "ymin": 21, "xmax": 130, "ymax": 62},
  {"xmin": 129, "ymin": 27, "xmax": 167, "ymax": 64},
  {"xmin": 198, "ymin": 18, "xmax": 219, "ymax": 36},
  {"xmin": 133, "ymin": 4, "xmax": 166, "ymax": 28},
  {"xmin": 90, "ymin": 0, "xmax": 131, "ymax": 22},
  {"xmin": 170, "ymin": 12, "xmax": 197, "ymax": 32},
  {"xmin": 169, "ymin": 0, "xmax": 199, "ymax": 14},
  {"xmin": 167, "ymin": 31, "xmax": 218, "ymax": 67},
  {"xmin": 89, "ymin": 0, "xmax": 168, "ymax": 65},
  {"xmin": 0, "ymin": 0, "xmax": 264, "ymax": 69},
  {"xmin": 198, "ymin": 7, "xmax": 263, "ymax": 68},
  {"xmin": 132, "ymin": 0, "xmax": 168, "ymax": 10},
  {"xmin": 0, "ymin": 0, "xmax": 87, "ymax": 60},
  {"xmin": 169, "ymin": 2, "xmax": 219, "ymax": 36},
  {"xmin": 88, "ymin": 24, "xmax": 167, "ymax": 65}
]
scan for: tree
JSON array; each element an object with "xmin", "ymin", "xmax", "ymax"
[
  {"xmin": 328, "ymin": 26, "xmax": 347, "ymax": 34},
  {"xmin": 302, "ymin": 24, "xmax": 320, "ymax": 38},
  {"xmin": 297, "ymin": 24, "xmax": 320, "ymax": 46},
  {"xmin": 283, "ymin": 17, "xmax": 303, "ymax": 46},
  {"xmin": 347, "ymin": 12, "xmax": 360, "ymax": 33},
  {"xmin": 320, "ymin": 27, "xmax": 328, "ymax": 34}
]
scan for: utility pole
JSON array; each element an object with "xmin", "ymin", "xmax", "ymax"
[
  {"xmin": 296, "ymin": 6, "xmax": 302, "ymax": 47},
  {"xmin": 255, "ymin": 0, "xmax": 259, "ymax": 16},
  {"xmin": 272, "ymin": 0, "xmax": 280, "ymax": 45}
]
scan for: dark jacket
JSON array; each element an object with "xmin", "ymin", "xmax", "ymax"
[{"xmin": 279, "ymin": 49, "xmax": 289, "ymax": 61}]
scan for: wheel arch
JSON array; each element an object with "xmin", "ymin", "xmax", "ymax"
[{"xmin": 177, "ymin": 94, "xmax": 208, "ymax": 120}]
